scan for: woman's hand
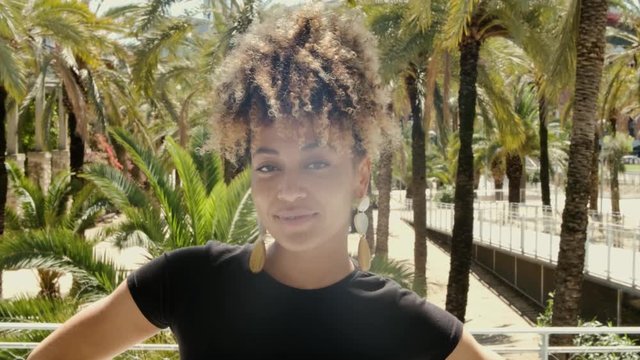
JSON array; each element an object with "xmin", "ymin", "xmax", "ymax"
[{"xmin": 27, "ymin": 281, "xmax": 161, "ymax": 360}]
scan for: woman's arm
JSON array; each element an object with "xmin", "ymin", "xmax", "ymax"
[
  {"xmin": 446, "ymin": 329, "xmax": 503, "ymax": 360},
  {"xmin": 27, "ymin": 281, "xmax": 161, "ymax": 360}
]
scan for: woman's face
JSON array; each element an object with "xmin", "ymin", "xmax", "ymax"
[{"xmin": 250, "ymin": 123, "xmax": 371, "ymax": 253}]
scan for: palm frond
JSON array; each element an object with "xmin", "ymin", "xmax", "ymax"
[
  {"xmin": 544, "ymin": 0, "xmax": 578, "ymax": 96},
  {"xmin": 0, "ymin": 38, "xmax": 26, "ymax": 99},
  {"xmin": 6, "ymin": 162, "xmax": 45, "ymax": 228},
  {"xmin": 476, "ymin": 62, "xmax": 526, "ymax": 153},
  {"xmin": 3, "ymin": 207, "xmax": 21, "ymax": 231},
  {"xmin": 190, "ymin": 129, "xmax": 224, "ymax": 193},
  {"xmin": 211, "ymin": 168, "xmax": 252, "ymax": 243},
  {"xmin": 132, "ymin": 19, "xmax": 192, "ymax": 97},
  {"xmin": 63, "ymin": 182, "xmax": 108, "ymax": 234},
  {"xmin": 369, "ymin": 256, "xmax": 414, "ymax": 289},
  {"xmin": 0, "ymin": 296, "xmax": 78, "ymax": 359},
  {"xmin": 109, "ymin": 128, "xmax": 185, "ymax": 238},
  {"xmin": 0, "ymin": 228, "xmax": 126, "ymax": 301},
  {"xmin": 43, "ymin": 171, "xmax": 72, "ymax": 228},
  {"xmin": 165, "ymin": 138, "xmax": 211, "ymax": 245},
  {"xmin": 226, "ymin": 189, "xmax": 258, "ymax": 245},
  {"xmin": 442, "ymin": 0, "xmax": 479, "ymax": 48},
  {"xmin": 137, "ymin": 0, "xmax": 178, "ymax": 33},
  {"xmin": 104, "ymin": 207, "xmax": 165, "ymax": 254},
  {"xmin": 82, "ymin": 163, "xmax": 149, "ymax": 209}
]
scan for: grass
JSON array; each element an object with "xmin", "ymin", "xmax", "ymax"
[{"xmin": 625, "ymin": 164, "xmax": 640, "ymax": 172}]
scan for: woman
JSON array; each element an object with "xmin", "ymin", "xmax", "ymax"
[{"xmin": 28, "ymin": 5, "xmax": 500, "ymax": 360}]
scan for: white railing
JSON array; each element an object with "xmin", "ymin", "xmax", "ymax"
[
  {"xmin": 1, "ymin": 323, "xmax": 639, "ymax": 358},
  {"xmin": 401, "ymin": 200, "xmax": 640, "ymax": 291}
]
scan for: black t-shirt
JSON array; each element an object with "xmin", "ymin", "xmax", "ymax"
[{"xmin": 127, "ymin": 240, "xmax": 463, "ymax": 359}]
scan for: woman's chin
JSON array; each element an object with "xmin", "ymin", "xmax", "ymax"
[{"xmin": 270, "ymin": 234, "xmax": 322, "ymax": 253}]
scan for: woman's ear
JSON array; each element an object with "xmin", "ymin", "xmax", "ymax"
[{"xmin": 355, "ymin": 156, "xmax": 372, "ymax": 198}]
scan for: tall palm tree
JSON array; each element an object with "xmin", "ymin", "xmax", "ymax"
[
  {"xmin": 375, "ymin": 142, "xmax": 393, "ymax": 260},
  {"xmin": 362, "ymin": 0, "xmax": 443, "ymax": 297},
  {"xmin": 0, "ymin": 0, "xmax": 27, "ymax": 299},
  {"xmin": 551, "ymin": 0, "xmax": 609, "ymax": 350},
  {"xmin": 441, "ymin": 0, "xmax": 550, "ymax": 321}
]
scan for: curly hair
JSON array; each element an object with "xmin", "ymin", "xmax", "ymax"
[{"xmin": 208, "ymin": 4, "xmax": 396, "ymax": 162}]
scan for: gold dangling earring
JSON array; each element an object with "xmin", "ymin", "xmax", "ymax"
[
  {"xmin": 354, "ymin": 196, "xmax": 371, "ymax": 271},
  {"xmin": 249, "ymin": 223, "xmax": 266, "ymax": 273}
]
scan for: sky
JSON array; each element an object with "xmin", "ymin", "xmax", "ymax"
[{"xmin": 90, "ymin": 0, "xmax": 309, "ymax": 16}]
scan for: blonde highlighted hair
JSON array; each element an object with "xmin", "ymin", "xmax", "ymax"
[{"xmin": 209, "ymin": 4, "xmax": 397, "ymax": 161}]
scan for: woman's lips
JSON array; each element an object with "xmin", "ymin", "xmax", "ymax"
[{"xmin": 273, "ymin": 212, "xmax": 319, "ymax": 228}]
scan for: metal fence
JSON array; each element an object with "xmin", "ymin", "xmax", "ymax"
[
  {"xmin": 2, "ymin": 323, "xmax": 639, "ymax": 359},
  {"xmin": 400, "ymin": 199, "xmax": 640, "ymax": 291}
]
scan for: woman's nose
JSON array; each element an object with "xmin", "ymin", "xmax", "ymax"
[{"xmin": 277, "ymin": 173, "xmax": 307, "ymax": 202}]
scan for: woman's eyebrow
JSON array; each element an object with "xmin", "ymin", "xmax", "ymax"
[
  {"xmin": 253, "ymin": 147, "xmax": 279, "ymax": 155},
  {"xmin": 253, "ymin": 142, "xmax": 320, "ymax": 156}
]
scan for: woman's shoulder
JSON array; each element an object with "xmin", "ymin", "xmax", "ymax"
[
  {"xmin": 351, "ymin": 271, "xmax": 463, "ymax": 329},
  {"xmin": 350, "ymin": 271, "xmax": 464, "ymax": 357},
  {"xmin": 163, "ymin": 240, "xmax": 250, "ymax": 270}
]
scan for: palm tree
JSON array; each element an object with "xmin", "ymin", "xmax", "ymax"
[
  {"xmin": 441, "ymin": 0, "xmax": 551, "ymax": 321},
  {"xmin": 375, "ymin": 141, "xmax": 393, "ymax": 260},
  {"xmin": 551, "ymin": 0, "xmax": 609, "ymax": 350},
  {"xmin": 83, "ymin": 128, "xmax": 258, "ymax": 256},
  {"xmin": 123, "ymin": 0, "xmax": 261, "ymax": 183},
  {"xmin": 601, "ymin": 133, "xmax": 633, "ymax": 215},
  {"xmin": 0, "ymin": 0, "xmax": 27, "ymax": 298},
  {"xmin": 20, "ymin": 0, "xmax": 118, "ymax": 179},
  {"xmin": 3, "ymin": 162, "xmax": 107, "ymax": 297}
]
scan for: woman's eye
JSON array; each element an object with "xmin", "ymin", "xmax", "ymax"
[
  {"xmin": 307, "ymin": 161, "xmax": 329, "ymax": 170},
  {"xmin": 256, "ymin": 165, "xmax": 278, "ymax": 173}
]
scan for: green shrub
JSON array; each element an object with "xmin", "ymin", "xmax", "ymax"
[
  {"xmin": 537, "ymin": 292, "xmax": 639, "ymax": 360},
  {"xmin": 434, "ymin": 186, "xmax": 455, "ymax": 204}
]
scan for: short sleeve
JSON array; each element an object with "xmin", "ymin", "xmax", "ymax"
[
  {"xmin": 127, "ymin": 253, "xmax": 172, "ymax": 329},
  {"xmin": 396, "ymin": 288, "xmax": 464, "ymax": 358},
  {"xmin": 420, "ymin": 301, "xmax": 464, "ymax": 358}
]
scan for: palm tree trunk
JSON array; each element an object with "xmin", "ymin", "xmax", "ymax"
[
  {"xmin": 506, "ymin": 153, "xmax": 522, "ymax": 203},
  {"xmin": 589, "ymin": 131, "xmax": 600, "ymax": 212},
  {"xmin": 551, "ymin": 0, "xmax": 608, "ymax": 351},
  {"xmin": 68, "ymin": 112, "xmax": 84, "ymax": 179},
  {"xmin": 446, "ymin": 34, "xmax": 481, "ymax": 322},
  {"xmin": 494, "ymin": 177, "xmax": 504, "ymax": 201},
  {"xmin": 63, "ymin": 87, "xmax": 84, "ymax": 182},
  {"xmin": 491, "ymin": 158, "xmax": 505, "ymax": 201},
  {"xmin": 407, "ymin": 71, "xmax": 427, "ymax": 297},
  {"xmin": 365, "ymin": 178, "xmax": 375, "ymax": 251},
  {"xmin": 0, "ymin": 86, "xmax": 8, "ymax": 298},
  {"xmin": 375, "ymin": 145, "xmax": 393, "ymax": 260},
  {"xmin": 443, "ymin": 51, "xmax": 453, "ymax": 132},
  {"xmin": 610, "ymin": 162, "xmax": 620, "ymax": 215},
  {"xmin": 539, "ymin": 95, "xmax": 551, "ymax": 208}
]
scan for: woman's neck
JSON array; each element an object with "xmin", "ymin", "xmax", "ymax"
[{"xmin": 263, "ymin": 236, "xmax": 355, "ymax": 290}]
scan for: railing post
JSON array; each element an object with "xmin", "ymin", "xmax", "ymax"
[
  {"xmin": 549, "ymin": 216, "xmax": 554, "ymax": 263},
  {"xmin": 541, "ymin": 332, "xmax": 550, "ymax": 360},
  {"xmin": 607, "ymin": 223, "xmax": 612, "ymax": 281},
  {"xmin": 479, "ymin": 208, "xmax": 483, "ymax": 240},
  {"xmin": 520, "ymin": 216, "xmax": 525, "ymax": 255},
  {"xmin": 633, "ymin": 225, "xmax": 639, "ymax": 288},
  {"xmin": 489, "ymin": 205, "xmax": 493, "ymax": 244},
  {"xmin": 585, "ymin": 222, "xmax": 592, "ymax": 274},
  {"xmin": 509, "ymin": 207, "xmax": 514, "ymax": 251},
  {"xmin": 535, "ymin": 207, "xmax": 539, "ymax": 259}
]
